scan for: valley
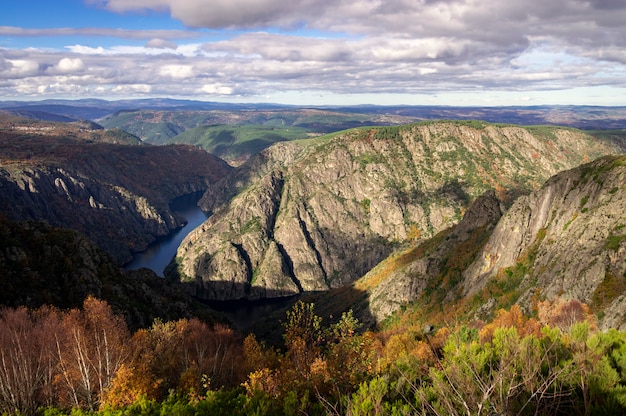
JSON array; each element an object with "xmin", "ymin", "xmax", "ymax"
[
  {"xmin": 0, "ymin": 103, "xmax": 625, "ymax": 414},
  {"xmin": 123, "ymin": 191, "xmax": 209, "ymax": 277}
]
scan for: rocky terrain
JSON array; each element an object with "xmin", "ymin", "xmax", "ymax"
[
  {"xmin": 464, "ymin": 155, "xmax": 626, "ymax": 328},
  {"xmin": 170, "ymin": 121, "xmax": 624, "ymax": 302},
  {"xmin": 346, "ymin": 155, "xmax": 626, "ymax": 329},
  {"xmin": 0, "ymin": 116, "xmax": 232, "ymax": 263}
]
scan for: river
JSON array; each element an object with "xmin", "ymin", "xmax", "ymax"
[
  {"xmin": 124, "ymin": 191, "xmax": 208, "ymax": 277},
  {"xmin": 124, "ymin": 191, "xmax": 300, "ymax": 329}
]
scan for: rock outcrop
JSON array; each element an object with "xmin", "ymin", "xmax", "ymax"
[
  {"xmin": 313, "ymin": 155, "xmax": 625, "ymax": 328},
  {"xmin": 461, "ymin": 155, "xmax": 626, "ymax": 329},
  {"xmin": 171, "ymin": 121, "xmax": 622, "ymax": 301},
  {"xmin": 360, "ymin": 190, "xmax": 505, "ymax": 323},
  {"xmin": 0, "ymin": 129, "xmax": 231, "ymax": 263}
]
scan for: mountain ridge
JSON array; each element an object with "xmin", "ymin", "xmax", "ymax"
[
  {"xmin": 170, "ymin": 121, "xmax": 624, "ymax": 303},
  {"xmin": 0, "ymin": 117, "xmax": 232, "ymax": 263}
]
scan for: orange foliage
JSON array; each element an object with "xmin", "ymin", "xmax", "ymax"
[
  {"xmin": 0, "ymin": 298, "xmax": 252, "ymax": 413},
  {"xmin": 537, "ymin": 298, "xmax": 597, "ymax": 332},
  {"xmin": 479, "ymin": 305, "xmax": 541, "ymax": 343},
  {"xmin": 100, "ymin": 364, "xmax": 157, "ymax": 409},
  {"xmin": 55, "ymin": 297, "xmax": 132, "ymax": 410},
  {"xmin": 378, "ymin": 326, "xmax": 447, "ymax": 372}
]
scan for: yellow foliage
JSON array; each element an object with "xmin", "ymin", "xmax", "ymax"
[
  {"xmin": 243, "ymin": 334, "xmax": 266, "ymax": 371},
  {"xmin": 242, "ymin": 368, "xmax": 280, "ymax": 398},
  {"xmin": 407, "ymin": 223, "xmax": 421, "ymax": 240}
]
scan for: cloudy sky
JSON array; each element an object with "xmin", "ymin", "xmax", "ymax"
[{"xmin": 2, "ymin": 0, "xmax": 626, "ymax": 105}]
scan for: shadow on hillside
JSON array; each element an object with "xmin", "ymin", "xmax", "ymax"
[{"xmin": 181, "ymin": 280, "xmax": 376, "ymax": 345}]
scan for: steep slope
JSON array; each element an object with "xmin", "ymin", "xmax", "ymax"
[
  {"xmin": 0, "ymin": 216, "xmax": 218, "ymax": 329},
  {"xmin": 352, "ymin": 189, "xmax": 505, "ymax": 325},
  {"xmin": 0, "ymin": 128, "xmax": 232, "ymax": 263},
  {"xmin": 171, "ymin": 121, "xmax": 623, "ymax": 301},
  {"xmin": 334, "ymin": 155, "xmax": 625, "ymax": 329},
  {"xmin": 461, "ymin": 155, "xmax": 626, "ymax": 328}
]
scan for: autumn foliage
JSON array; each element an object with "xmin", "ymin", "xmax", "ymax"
[
  {"xmin": 0, "ymin": 297, "xmax": 243, "ymax": 415},
  {"xmin": 2, "ymin": 297, "xmax": 626, "ymax": 415}
]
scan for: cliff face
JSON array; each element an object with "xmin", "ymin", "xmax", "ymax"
[
  {"xmin": 344, "ymin": 155, "xmax": 625, "ymax": 328},
  {"xmin": 0, "ymin": 130, "xmax": 232, "ymax": 263},
  {"xmin": 356, "ymin": 190, "xmax": 504, "ymax": 324},
  {"xmin": 461, "ymin": 155, "xmax": 626, "ymax": 329},
  {"xmin": 172, "ymin": 121, "xmax": 622, "ymax": 301}
]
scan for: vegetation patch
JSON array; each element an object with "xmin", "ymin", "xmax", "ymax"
[
  {"xmin": 360, "ymin": 198, "xmax": 371, "ymax": 214},
  {"xmin": 240, "ymin": 217, "xmax": 262, "ymax": 234},
  {"xmin": 358, "ymin": 151, "xmax": 385, "ymax": 169},
  {"xmin": 606, "ymin": 234, "xmax": 626, "ymax": 251},
  {"xmin": 592, "ymin": 271, "xmax": 626, "ymax": 313},
  {"xmin": 563, "ymin": 212, "xmax": 578, "ymax": 230}
]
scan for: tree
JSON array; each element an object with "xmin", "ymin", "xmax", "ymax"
[
  {"xmin": 282, "ymin": 301, "xmax": 323, "ymax": 381},
  {"xmin": 538, "ymin": 299, "xmax": 597, "ymax": 332},
  {"xmin": 0, "ymin": 306, "xmax": 60, "ymax": 415},
  {"xmin": 54, "ymin": 296, "xmax": 131, "ymax": 410}
]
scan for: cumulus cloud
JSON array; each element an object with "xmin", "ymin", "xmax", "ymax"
[
  {"xmin": 0, "ymin": 58, "xmax": 40, "ymax": 79},
  {"xmin": 158, "ymin": 64, "xmax": 194, "ymax": 79},
  {"xmin": 51, "ymin": 57, "xmax": 85, "ymax": 74},
  {"xmin": 1, "ymin": 0, "xmax": 626, "ymax": 102},
  {"xmin": 201, "ymin": 83, "xmax": 234, "ymax": 95}
]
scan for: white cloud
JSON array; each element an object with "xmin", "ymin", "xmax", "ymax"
[
  {"xmin": 2, "ymin": 0, "xmax": 626, "ymax": 103},
  {"xmin": 201, "ymin": 83, "xmax": 234, "ymax": 95},
  {"xmin": 52, "ymin": 57, "xmax": 85, "ymax": 73},
  {"xmin": 112, "ymin": 84, "xmax": 152, "ymax": 94},
  {"xmin": 158, "ymin": 64, "xmax": 194, "ymax": 79},
  {"xmin": 0, "ymin": 59, "xmax": 40, "ymax": 78}
]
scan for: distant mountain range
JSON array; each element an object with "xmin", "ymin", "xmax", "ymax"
[{"xmin": 2, "ymin": 99, "xmax": 626, "ymax": 129}]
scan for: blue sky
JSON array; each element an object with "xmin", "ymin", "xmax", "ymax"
[{"xmin": 2, "ymin": 0, "xmax": 626, "ymax": 106}]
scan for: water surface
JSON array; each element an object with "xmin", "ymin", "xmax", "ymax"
[{"xmin": 124, "ymin": 192, "xmax": 208, "ymax": 276}]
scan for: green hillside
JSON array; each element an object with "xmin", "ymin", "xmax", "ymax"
[
  {"xmin": 98, "ymin": 110, "xmax": 187, "ymax": 144},
  {"xmin": 98, "ymin": 108, "xmax": 411, "ymax": 164},
  {"xmin": 166, "ymin": 124, "xmax": 311, "ymax": 165}
]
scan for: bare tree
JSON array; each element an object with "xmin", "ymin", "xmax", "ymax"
[{"xmin": 0, "ymin": 307, "xmax": 61, "ymax": 415}]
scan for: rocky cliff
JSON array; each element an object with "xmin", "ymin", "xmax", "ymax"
[
  {"xmin": 0, "ymin": 127, "xmax": 232, "ymax": 263},
  {"xmin": 461, "ymin": 155, "xmax": 626, "ymax": 329},
  {"xmin": 336, "ymin": 155, "xmax": 624, "ymax": 329},
  {"xmin": 171, "ymin": 121, "xmax": 623, "ymax": 301}
]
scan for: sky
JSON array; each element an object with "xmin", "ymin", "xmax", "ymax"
[{"xmin": 2, "ymin": 0, "xmax": 626, "ymax": 106}]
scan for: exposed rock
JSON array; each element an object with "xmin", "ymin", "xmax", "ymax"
[
  {"xmin": 172, "ymin": 121, "xmax": 621, "ymax": 301},
  {"xmin": 0, "ymin": 130, "xmax": 231, "ymax": 263},
  {"xmin": 461, "ymin": 155, "xmax": 626, "ymax": 328},
  {"xmin": 361, "ymin": 190, "xmax": 504, "ymax": 323}
]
